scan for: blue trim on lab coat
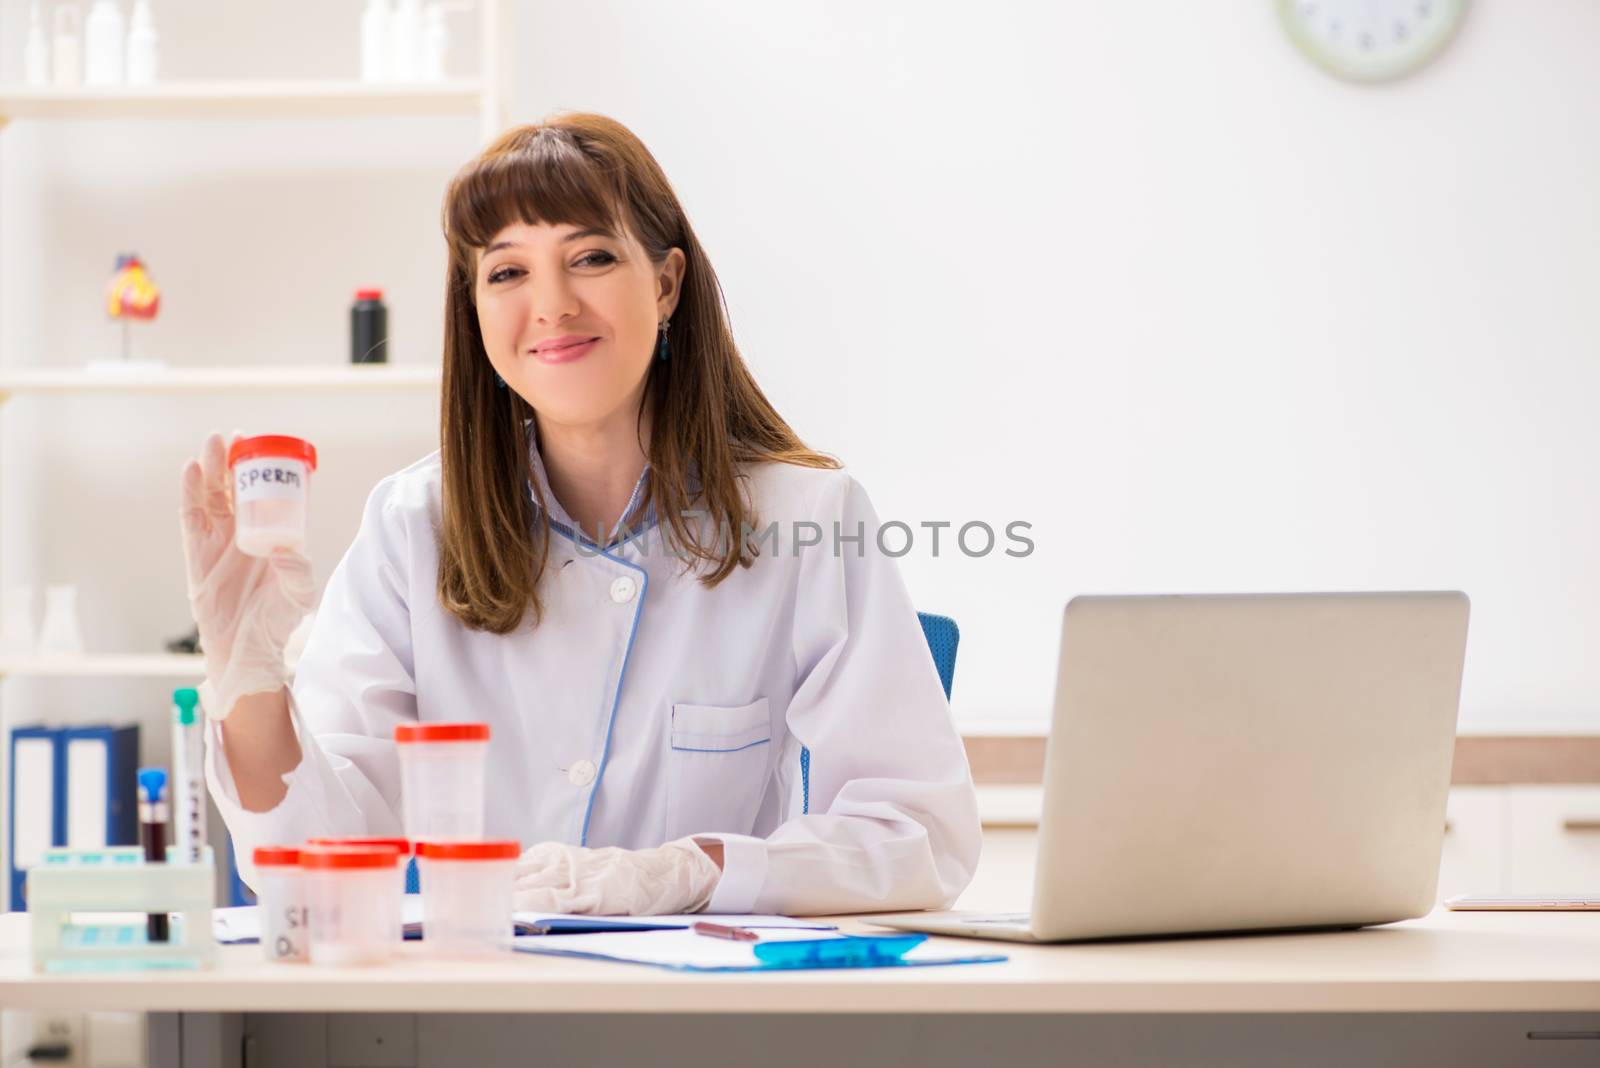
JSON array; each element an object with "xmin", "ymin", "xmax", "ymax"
[
  {"xmin": 670, "ymin": 738, "xmax": 771, "ymax": 755},
  {"xmin": 801, "ymin": 746, "xmax": 810, "ymax": 815},
  {"xmin": 546, "ymin": 519, "xmax": 650, "ymax": 847}
]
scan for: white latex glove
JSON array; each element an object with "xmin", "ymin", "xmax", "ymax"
[
  {"xmin": 513, "ymin": 838, "xmax": 723, "ymax": 916},
  {"xmin": 179, "ymin": 431, "xmax": 316, "ymax": 720}
]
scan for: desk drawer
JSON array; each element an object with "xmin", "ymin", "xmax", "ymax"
[{"xmin": 1507, "ymin": 785, "xmax": 1600, "ymax": 893}]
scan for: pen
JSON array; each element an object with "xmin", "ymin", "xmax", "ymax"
[
  {"xmin": 172, "ymin": 688, "xmax": 205, "ymax": 865},
  {"xmin": 692, "ymin": 921, "xmax": 761, "ymax": 943},
  {"xmin": 137, "ymin": 767, "xmax": 169, "ymax": 943}
]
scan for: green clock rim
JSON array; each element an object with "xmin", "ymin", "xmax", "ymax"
[{"xmin": 1275, "ymin": 0, "xmax": 1470, "ymax": 85}]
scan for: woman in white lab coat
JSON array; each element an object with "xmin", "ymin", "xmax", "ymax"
[{"xmin": 180, "ymin": 113, "xmax": 980, "ymax": 916}]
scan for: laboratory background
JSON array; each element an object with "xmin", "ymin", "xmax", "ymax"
[{"xmin": 0, "ymin": 0, "xmax": 1597, "ymax": 1063}]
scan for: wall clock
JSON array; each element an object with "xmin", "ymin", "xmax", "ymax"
[{"xmin": 1278, "ymin": 0, "xmax": 1469, "ymax": 83}]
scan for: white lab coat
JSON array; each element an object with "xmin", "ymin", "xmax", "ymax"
[{"xmin": 207, "ymin": 435, "xmax": 981, "ymax": 915}]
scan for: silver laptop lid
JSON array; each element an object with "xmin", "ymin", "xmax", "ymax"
[{"xmin": 1030, "ymin": 591, "xmax": 1470, "ymax": 941}]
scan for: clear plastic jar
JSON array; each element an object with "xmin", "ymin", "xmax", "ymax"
[
  {"xmin": 253, "ymin": 846, "xmax": 308, "ymax": 963},
  {"xmin": 300, "ymin": 843, "xmax": 401, "ymax": 966},
  {"xmin": 394, "ymin": 722, "xmax": 490, "ymax": 842},
  {"xmin": 416, "ymin": 840, "xmax": 519, "ymax": 957},
  {"xmin": 227, "ymin": 435, "xmax": 318, "ymax": 557},
  {"xmin": 306, "ymin": 836, "xmax": 412, "ymax": 897}
]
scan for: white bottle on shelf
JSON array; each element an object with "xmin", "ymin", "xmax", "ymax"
[
  {"xmin": 37, "ymin": 585, "xmax": 84, "ymax": 656},
  {"xmin": 421, "ymin": 4, "xmax": 449, "ymax": 81},
  {"xmin": 25, "ymin": 0, "xmax": 51, "ymax": 86},
  {"xmin": 126, "ymin": 0, "xmax": 158, "ymax": 85},
  {"xmin": 390, "ymin": 0, "xmax": 422, "ymax": 81},
  {"xmin": 83, "ymin": 0, "xmax": 126, "ymax": 86},
  {"xmin": 361, "ymin": 0, "xmax": 391, "ymax": 82},
  {"xmin": 52, "ymin": 4, "xmax": 83, "ymax": 87}
]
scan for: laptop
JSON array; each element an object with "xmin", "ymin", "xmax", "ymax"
[{"xmin": 869, "ymin": 591, "xmax": 1471, "ymax": 943}]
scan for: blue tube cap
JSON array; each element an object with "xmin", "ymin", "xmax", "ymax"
[{"xmin": 137, "ymin": 766, "xmax": 167, "ymax": 803}]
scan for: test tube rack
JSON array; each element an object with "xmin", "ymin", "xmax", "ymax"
[{"xmin": 27, "ymin": 846, "xmax": 216, "ymax": 972}]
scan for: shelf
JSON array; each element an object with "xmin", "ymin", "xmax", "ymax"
[
  {"xmin": 0, "ymin": 81, "xmax": 487, "ymax": 123},
  {"xmin": 0, "ymin": 364, "xmax": 440, "ymax": 400},
  {"xmin": 0, "ymin": 653, "xmax": 204, "ymax": 679}
]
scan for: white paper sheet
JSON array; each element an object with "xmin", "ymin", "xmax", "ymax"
[
  {"xmin": 214, "ymin": 902, "xmax": 833, "ymax": 944},
  {"xmin": 514, "ymin": 912, "xmax": 836, "ymax": 931},
  {"xmin": 511, "ymin": 928, "xmax": 1005, "ymax": 972},
  {"xmin": 515, "ymin": 928, "xmax": 839, "ymax": 969}
]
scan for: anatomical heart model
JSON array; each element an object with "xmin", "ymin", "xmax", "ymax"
[{"xmin": 105, "ymin": 252, "xmax": 161, "ymax": 362}]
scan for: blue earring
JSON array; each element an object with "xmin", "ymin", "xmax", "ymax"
[{"xmin": 656, "ymin": 318, "xmax": 671, "ymax": 363}]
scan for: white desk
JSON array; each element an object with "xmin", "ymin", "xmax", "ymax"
[{"xmin": 1, "ymin": 910, "xmax": 1597, "ymax": 1066}]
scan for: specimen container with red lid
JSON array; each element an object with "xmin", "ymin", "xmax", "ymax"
[
  {"xmin": 298, "ymin": 843, "xmax": 402, "ymax": 966},
  {"xmin": 394, "ymin": 722, "xmax": 490, "ymax": 843},
  {"xmin": 253, "ymin": 844, "xmax": 308, "ymax": 963},
  {"xmin": 415, "ymin": 839, "xmax": 520, "ymax": 957},
  {"xmin": 226, "ymin": 434, "xmax": 318, "ymax": 557}
]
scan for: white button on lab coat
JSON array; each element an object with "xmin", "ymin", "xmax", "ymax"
[{"xmin": 206, "ymin": 437, "xmax": 981, "ymax": 915}]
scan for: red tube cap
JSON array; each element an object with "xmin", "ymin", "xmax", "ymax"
[
  {"xmin": 394, "ymin": 722, "xmax": 491, "ymax": 744},
  {"xmin": 227, "ymin": 434, "xmax": 318, "ymax": 472},
  {"xmin": 415, "ymin": 840, "xmax": 520, "ymax": 861},
  {"xmin": 299, "ymin": 844, "xmax": 400, "ymax": 870},
  {"xmin": 253, "ymin": 846, "xmax": 301, "ymax": 867},
  {"xmin": 306, "ymin": 836, "xmax": 411, "ymax": 856}
]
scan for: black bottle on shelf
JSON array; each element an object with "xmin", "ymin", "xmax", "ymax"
[{"xmin": 351, "ymin": 288, "xmax": 388, "ymax": 364}]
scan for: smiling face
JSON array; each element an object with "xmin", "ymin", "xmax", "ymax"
[{"xmin": 473, "ymin": 220, "xmax": 685, "ymax": 430}]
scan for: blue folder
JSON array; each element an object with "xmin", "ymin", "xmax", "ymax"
[
  {"xmin": 8, "ymin": 725, "xmax": 65, "ymax": 911},
  {"xmin": 9, "ymin": 724, "xmax": 142, "ymax": 911},
  {"xmin": 59, "ymin": 725, "xmax": 139, "ymax": 850}
]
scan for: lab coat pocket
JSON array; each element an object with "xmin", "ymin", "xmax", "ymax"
[{"xmin": 666, "ymin": 698, "xmax": 773, "ymax": 839}]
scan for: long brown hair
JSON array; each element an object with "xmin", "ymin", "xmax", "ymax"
[{"xmin": 437, "ymin": 113, "xmax": 838, "ymax": 634}]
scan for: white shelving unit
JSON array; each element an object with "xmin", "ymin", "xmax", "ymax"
[
  {"xmin": 0, "ymin": 2, "xmax": 509, "ymax": 907},
  {"xmin": 0, "ymin": 654, "xmax": 205, "ymax": 679},
  {"xmin": 0, "ymin": 1, "xmax": 507, "ymax": 141},
  {"xmin": 0, "ymin": 363, "xmax": 441, "ymax": 403},
  {"xmin": 0, "ymin": 80, "xmax": 488, "ymax": 124}
]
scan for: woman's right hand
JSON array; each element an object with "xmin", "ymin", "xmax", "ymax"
[{"xmin": 180, "ymin": 431, "xmax": 315, "ymax": 721}]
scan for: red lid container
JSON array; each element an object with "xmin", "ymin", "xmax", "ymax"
[
  {"xmin": 306, "ymin": 836, "xmax": 411, "ymax": 856},
  {"xmin": 415, "ymin": 840, "xmax": 520, "ymax": 861},
  {"xmin": 299, "ymin": 844, "xmax": 400, "ymax": 871},
  {"xmin": 254, "ymin": 846, "xmax": 301, "ymax": 867},
  {"xmin": 355, "ymin": 288, "xmax": 384, "ymax": 301},
  {"xmin": 228, "ymin": 434, "xmax": 318, "ymax": 472},
  {"xmin": 394, "ymin": 722, "xmax": 491, "ymax": 744}
]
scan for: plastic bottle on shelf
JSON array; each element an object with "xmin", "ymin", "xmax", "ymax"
[
  {"xmin": 83, "ymin": 0, "xmax": 126, "ymax": 87},
  {"xmin": 37, "ymin": 585, "xmax": 84, "ymax": 656},
  {"xmin": 52, "ymin": 5, "xmax": 83, "ymax": 87},
  {"xmin": 421, "ymin": 4, "xmax": 449, "ymax": 81},
  {"xmin": 390, "ymin": 0, "xmax": 422, "ymax": 81},
  {"xmin": 126, "ymin": 0, "xmax": 158, "ymax": 85},
  {"xmin": 361, "ymin": 0, "xmax": 391, "ymax": 82},
  {"xmin": 25, "ymin": 1, "xmax": 50, "ymax": 86},
  {"xmin": 351, "ymin": 289, "xmax": 389, "ymax": 364}
]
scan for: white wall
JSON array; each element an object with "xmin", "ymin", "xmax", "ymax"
[
  {"xmin": 510, "ymin": 0, "xmax": 1600, "ymax": 730},
  {"xmin": 2, "ymin": 1, "xmax": 1598, "ymax": 735}
]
